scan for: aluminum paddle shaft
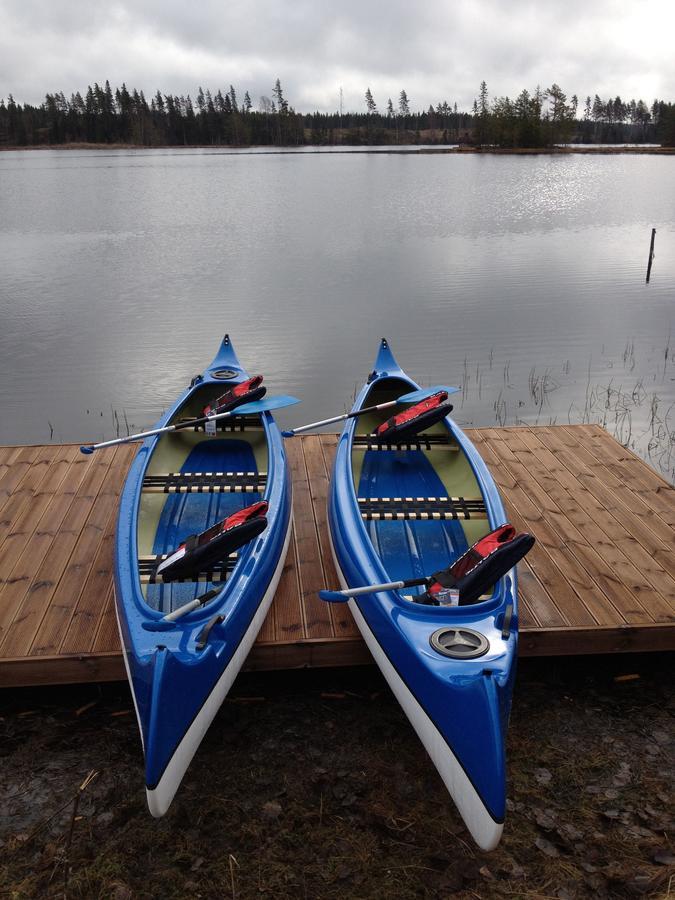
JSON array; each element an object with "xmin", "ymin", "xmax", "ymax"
[
  {"xmin": 80, "ymin": 395, "xmax": 300, "ymax": 454},
  {"xmin": 283, "ymin": 400, "xmax": 397, "ymax": 437}
]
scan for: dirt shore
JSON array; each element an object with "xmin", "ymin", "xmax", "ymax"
[{"xmin": 1, "ymin": 653, "xmax": 673, "ymax": 899}]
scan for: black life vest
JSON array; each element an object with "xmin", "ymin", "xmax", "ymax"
[
  {"xmin": 420, "ymin": 524, "xmax": 535, "ymax": 606},
  {"xmin": 202, "ymin": 375, "xmax": 266, "ymax": 417},
  {"xmin": 374, "ymin": 391, "xmax": 453, "ymax": 443},
  {"xmin": 155, "ymin": 500, "xmax": 268, "ymax": 582}
]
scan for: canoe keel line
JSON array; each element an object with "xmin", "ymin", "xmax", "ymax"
[{"xmin": 325, "ymin": 338, "xmax": 532, "ymax": 850}]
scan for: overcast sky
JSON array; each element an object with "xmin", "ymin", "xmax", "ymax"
[{"xmin": 1, "ymin": 0, "xmax": 673, "ymax": 112}]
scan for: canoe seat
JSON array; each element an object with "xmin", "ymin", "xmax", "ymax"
[
  {"xmin": 142, "ymin": 471, "xmax": 268, "ymax": 494},
  {"xmin": 353, "ymin": 435, "xmax": 459, "ymax": 451},
  {"xmin": 138, "ymin": 553, "xmax": 238, "ymax": 584},
  {"xmin": 358, "ymin": 496, "xmax": 487, "ymax": 522}
]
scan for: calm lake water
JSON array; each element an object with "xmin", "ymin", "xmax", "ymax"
[{"xmin": 1, "ymin": 148, "xmax": 674, "ymax": 480}]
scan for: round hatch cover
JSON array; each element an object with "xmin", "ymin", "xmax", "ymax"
[
  {"xmin": 430, "ymin": 627, "xmax": 489, "ymax": 659},
  {"xmin": 210, "ymin": 368, "xmax": 238, "ymax": 380}
]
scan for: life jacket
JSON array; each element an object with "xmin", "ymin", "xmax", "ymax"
[
  {"xmin": 374, "ymin": 391, "xmax": 453, "ymax": 443},
  {"xmin": 155, "ymin": 500, "xmax": 268, "ymax": 582},
  {"xmin": 202, "ymin": 375, "xmax": 266, "ymax": 417},
  {"xmin": 420, "ymin": 524, "xmax": 535, "ymax": 605}
]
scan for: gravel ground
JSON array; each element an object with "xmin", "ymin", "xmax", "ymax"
[{"xmin": 1, "ymin": 653, "xmax": 673, "ymax": 899}]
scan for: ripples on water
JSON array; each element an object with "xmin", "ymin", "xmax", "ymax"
[{"xmin": 0, "ymin": 149, "xmax": 673, "ymax": 480}]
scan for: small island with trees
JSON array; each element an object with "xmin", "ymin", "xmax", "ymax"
[{"xmin": 1, "ymin": 79, "xmax": 674, "ymax": 150}]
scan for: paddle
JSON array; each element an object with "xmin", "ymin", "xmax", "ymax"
[
  {"xmin": 320, "ymin": 579, "xmax": 429, "ymax": 602},
  {"xmin": 319, "ymin": 528, "xmax": 535, "ymax": 605},
  {"xmin": 80, "ymin": 395, "xmax": 301, "ymax": 454},
  {"xmin": 281, "ymin": 385, "xmax": 459, "ymax": 437}
]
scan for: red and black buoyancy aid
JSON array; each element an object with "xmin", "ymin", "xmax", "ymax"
[
  {"xmin": 155, "ymin": 500, "xmax": 268, "ymax": 582},
  {"xmin": 202, "ymin": 375, "xmax": 266, "ymax": 417},
  {"xmin": 374, "ymin": 391, "xmax": 453, "ymax": 443},
  {"xmin": 422, "ymin": 524, "xmax": 535, "ymax": 605}
]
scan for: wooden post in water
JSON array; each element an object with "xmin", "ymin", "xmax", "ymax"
[{"xmin": 646, "ymin": 228, "xmax": 656, "ymax": 283}]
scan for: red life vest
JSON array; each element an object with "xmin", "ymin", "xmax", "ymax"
[
  {"xmin": 202, "ymin": 375, "xmax": 266, "ymax": 417},
  {"xmin": 374, "ymin": 391, "xmax": 453, "ymax": 443},
  {"xmin": 155, "ymin": 500, "xmax": 268, "ymax": 582},
  {"xmin": 423, "ymin": 524, "xmax": 535, "ymax": 605}
]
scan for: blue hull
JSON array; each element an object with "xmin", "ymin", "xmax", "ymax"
[
  {"xmin": 114, "ymin": 335, "xmax": 292, "ymax": 815},
  {"xmin": 327, "ymin": 339, "xmax": 517, "ymax": 850}
]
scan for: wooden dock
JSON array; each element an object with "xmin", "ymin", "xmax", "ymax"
[{"xmin": 0, "ymin": 426, "xmax": 673, "ymax": 688}]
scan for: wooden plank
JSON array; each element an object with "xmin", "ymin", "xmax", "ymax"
[
  {"xmin": 0, "ymin": 651, "xmax": 125, "ymax": 687},
  {"xmin": 555, "ymin": 425, "xmax": 675, "ymax": 544},
  {"xmin": 0, "ymin": 446, "xmax": 38, "ymax": 508},
  {"xmin": 477, "ymin": 431, "xmax": 580, "ymax": 627},
  {"xmin": 5, "ymin": 617, "xmax": 675, "ymax": 687},
  {"xmin": 535, "ymin": 428, "xmax": 675, "ymax": 622},
  {"xmin": 0, "ymin": 446, "xmax": 84, "ymax": 651},
  {"xmin": 0, "ymin": 448, "xmax": 115, "ymax": 657},
  {"xmin": 59, "ymin": 498, "xmax": 118, "ymax": 654},
  {"xmin": 0, "ymin": 445, "xmax": 64, "ymax": 547},
  {"xmin": 495, "ymin": 428, "xmax": 643, "ymax": 626},
  {"xmin": 0, "ymin": 429, "xmax": 673, "ymax": 687},
  {"xmin": 264, "ymin": 536, "xmax": 303, "ymax": 642},
  {"xmin": 0, "ymin": 444, "xmax": 21, "ymax": 470},
  {"xmin": 33, "ymin": 445, "xmax": 132, "ymax": 656},
  {"xmin": 576, "ymin": 425, "xmax": 675, "ymax": 526},
  {"xmin": 516, "ymin": 566, "xmax": 546, "ymax": 627},
  {"xmin": 286, "ymin": 439, "xmax": 333, "ymax": 638},
  {"xmin": 505, "ymin": 428, "xmax": 667, "ymax": 625},
  {"xmin": 318, "ymin": 435, "xmax": 360, "ymax": 639},
  {"xmin": 308, "ymin": 434, "xmax": 359, "ymax": 638},
  {"xmin": 256, "ymin": 604, "xmax": 277, "ymax": 643},
  {"xmin": 519, "ymin": 623, "xmax": 675, "ymax": 657},
  {"xmin": 91, "ymin": 583, "xmax": 120, "ymax": 653},
  {"xmin": 520, "ymin": 427, "xmax": 675, "ymax": 551},
  {"xmin": 246, "ymin": 637, "xmax": 372, "ymax": 672},
  {"xmin": 489, "ymin": 431, "xmax": 611, "ymax": 625}
]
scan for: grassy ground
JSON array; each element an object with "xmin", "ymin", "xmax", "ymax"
[{"xmin": 1, "ymin": 654, "xmax": 673, "ymax": 899}]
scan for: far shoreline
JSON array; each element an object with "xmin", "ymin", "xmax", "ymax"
[{"xmin": 1, "ymin": 142, "xmax": 673, "ymax": 155}]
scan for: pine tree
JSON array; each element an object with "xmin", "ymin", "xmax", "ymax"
[
  {"xmin": 365, "ymin": 87, "xmax": 377, "ymax": 114},
  {"xmin": 398, "ymin": 90, "xmax": 409, "ymax": 116}
]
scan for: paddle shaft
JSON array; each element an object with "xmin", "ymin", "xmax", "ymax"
[
  {"xmin": 80, "ymin": 395, "xmax": 298, "ymax": 453},
  {"xmin": 320, "ymin": 577, "xmax": 429, "ymax": 602},
  {"xmin": 81, "ymin": 408, "xmax": 243, "ymax": 452},
  {"xmin": 162, "ymin": 589, "xmax": 218, "ymax": 622},
  {"xmin": 285, "ymin": 400, "xmax": 397, "ymax": 436},
  {"xmin": 283, "ymin": 387, "xmax": 460, "ymax": 437}
]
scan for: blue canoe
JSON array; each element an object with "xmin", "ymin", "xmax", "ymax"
[
  {"xmin": 115, "ymin": 335, "xmax": 292, "ymax": 816},
  {"xmin": 326, "ymin": 339, "xmax": 518, "ymax": 850}
]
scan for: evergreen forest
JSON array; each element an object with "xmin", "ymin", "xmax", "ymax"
[{"xmin": 1, "ymin": 79, "xmax": 674, "ymax": 149}]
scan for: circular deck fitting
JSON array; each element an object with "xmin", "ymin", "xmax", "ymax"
[
  {"xmin": 429, "ymin": 627, "xmax": 489, "ymax": 660},
  {"xmin": 209, "ymin": 368, "xmax": 238, "ymax": 380}
]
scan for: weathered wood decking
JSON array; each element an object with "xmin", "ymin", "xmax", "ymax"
[{"xmin": 0, "ymin": 426, "xmax": 673, "ymax": 688}]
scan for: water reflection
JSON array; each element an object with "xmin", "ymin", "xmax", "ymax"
[{"xmin": 0, "ymin": 149, "xmax": 673, "ymax": 480}]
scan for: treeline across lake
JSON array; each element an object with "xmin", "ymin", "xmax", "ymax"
[{"xmin": 1, "ymin": 79, "xmax": 674, "ymax": 149}]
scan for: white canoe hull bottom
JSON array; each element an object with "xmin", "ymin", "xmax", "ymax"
[
  {"xmin": 118, "ymin": 513, "xmax": 293, "ymax": 818},
  {"xmin": 329, "ymin": 534, "xmax": 503, "ymax": 852}
]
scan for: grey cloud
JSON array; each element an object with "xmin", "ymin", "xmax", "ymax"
[{"xmin": 1, "ymin": 0, "xmax": 672, "ymax": 110}]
